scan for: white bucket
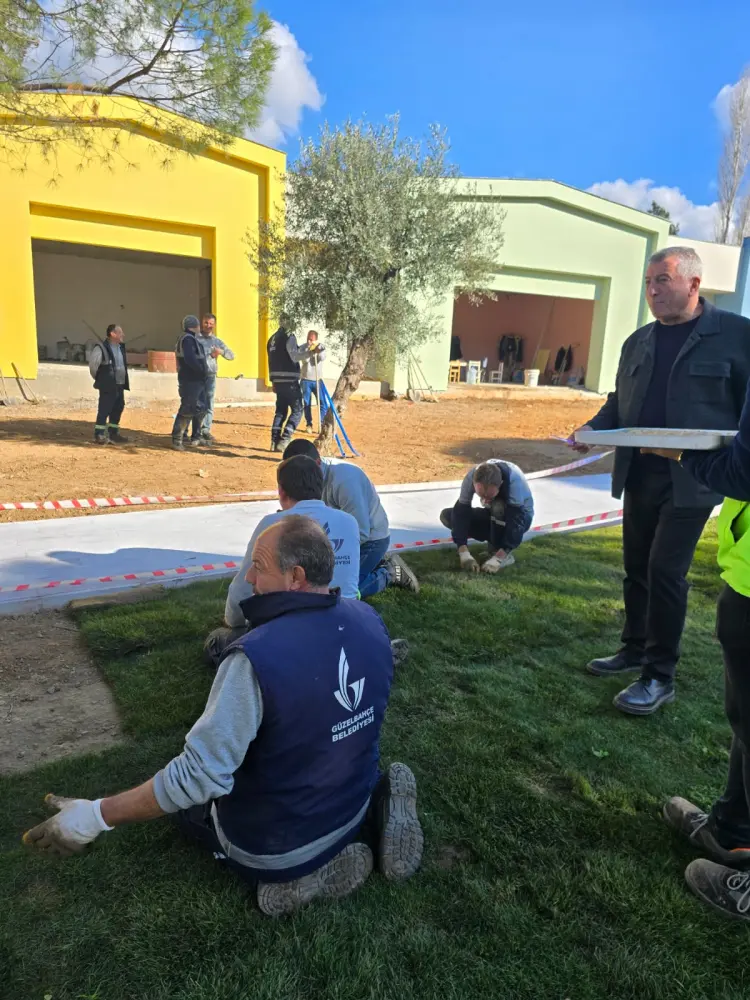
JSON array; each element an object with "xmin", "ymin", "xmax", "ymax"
[{"xmin": 523, "ymin": 368, "xmax": 540, "ymax": 387}]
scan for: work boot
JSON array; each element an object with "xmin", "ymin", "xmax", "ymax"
[
  {"xmin": 270, "ymin": 436, "xmax": 281, "ymax": 453},
  {"xmin": 171, "ymin": 439, "xmax": 186, "ymax": 451},
  {"xmin": 191, "ymin": 437, "xmax": 211, "ymax": 448},
  {"xmin": 390, "ymin": 638, "xmax": 410, "ymax": 668},
  {"xmin": 377, "ymin": 762, "xmax": 424, "ymax": 882},
  {"xmin": 306, "ymin": 424, "xmax": 314, "ymax": 434},
  {"xmin": 587, "ymin": 649, "xmax": 643, "ymax": 677},
  {"xmin": 614, "ymin": 676, "xmax": 675, "ymax": 716},
  {"xmin": 256, "ymin": 843, "xmax": 373, "ymax": 917},
  {"xmin": 663, "ymin": 797, "xmax": 750, "ymax": 869},
  {"xmin": 684, "ymin": 859, "xmax": 750, "ymax": 921},
  {"xmin": 439, "ymin": 508, "xmax": 453, "ymax": 530},
  {"xmin": 171, "ymin": 415, "xmax": 190, "ymax": 451},
  {"xmin": 108, "ymin": 428, "xmax": 129, "ymax": 444},
  {"xmin": 385, "ymin": 554, "xmax": 420, "ymax": 594},
  {"xmin": 94, "ymin": 429, "xmax": 109, "ymax": 446},
  {"xmin": 186, "ymin": 438, "xmax": 202, "ymax": 448},
  {"xmin": 201, "ymin": 432, "xmax": 217, "ymax": 444}
]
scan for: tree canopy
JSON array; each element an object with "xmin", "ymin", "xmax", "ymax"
[
  {"xmin": 0, "ymin": 0, "xmax": 276, "ymax": 162},
  {"xmin": 648, "ymin": 200, "xmax": 680, "ymax": 236},
  {"xmin": 251, "ymin": 116, "xmax": 504, "ymax": 442}
]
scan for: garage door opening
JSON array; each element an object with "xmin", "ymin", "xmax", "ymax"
[
  {"xmin": 450, "ymin": 291, "xmax": 594, "ymax": 386},
  {"xmin": 31, "ymin": 239, "xmax": 212, "ymax": 369}
]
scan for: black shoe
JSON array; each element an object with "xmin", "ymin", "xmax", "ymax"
[
  {"xmin": 614, "ymin": 676, "xmax": 675, "ymax": 716},
  {"xmin": 663, "ymin": 797, "xmax": 750, "ymax": 868},
  {"xmin": 684, "ymin": 859, "xmax": 750, "ymax": 921},
  {"xmin": 385, "ymin": 554, "xmax": 420, "ymax": 594},
  {"xmin": 108, "ymin": 430, "xmax": 129, "ymax": 444},
  {"xmin": 377, "ymin": 763, "xmax": 424, "ymax": 882},
  {"xmin": 587, "ymin": 650, "xmax": 643, "ymax": 676}
]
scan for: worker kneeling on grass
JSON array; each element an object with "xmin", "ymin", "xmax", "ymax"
[
  {"xmin": 22, "ymin": 516, "xmax": 424, "ymax": 917},
  {"xmin": 440, "ymin": 460, "xmax": 534, "ymax": 573}
]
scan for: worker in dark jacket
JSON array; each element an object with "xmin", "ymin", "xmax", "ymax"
[
  {"xmin": 267, "ymin": 321, "xmax": 315, "ymax": 452},
  {"xmin": 439, "ymin": 459, "xmax": 534, "ymax": 572},
  {"xmin": 172, "ymin": 315, "xmax": 209, "ymax": 452},
  {"xmin": 641, "ymin": 381, "xmax": 750, "ymax": 921},
  {"xmin": 89, "ymin": 324, "xmax": 129, "ymax": 445},
  {"xmin": 568, "ymin": 246, "xmax": 750, "ymax": 716}
]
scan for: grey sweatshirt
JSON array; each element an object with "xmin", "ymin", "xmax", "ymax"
[
  {"xmin": 200, "ymin": 334, "xmax": 234, "ymax": 374},
  {"xmin": 153, "ymin": 649, "xmax": 369, "ymax": 870},
  {"xmin": 300, "ymin": 345, "xmax": 326, "ymax": 381},
  {"xmin": 321, "ymin": 459, "xmax": 390, "ymax": 543},
  {"xmin": 458, "ymin": 458, "xmax": 534, "ymax": 512}
]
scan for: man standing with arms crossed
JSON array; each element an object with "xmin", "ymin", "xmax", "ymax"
[{"xmin": 569, "ymin": 247, "xmax": 750, "ymax": 716}]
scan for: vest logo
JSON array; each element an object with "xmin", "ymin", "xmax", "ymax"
[
  {"xmin": 322, "ymin": 522, "xmax": 345, "ymax": 554},
  {"xmin": 334, "ymin": 648, "xmax": 364, "ymax": 711}
]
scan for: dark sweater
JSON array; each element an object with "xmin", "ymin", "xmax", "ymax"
[{"xmin": 637, "ymin": 317, "xmax": 700, "ymax": 428}]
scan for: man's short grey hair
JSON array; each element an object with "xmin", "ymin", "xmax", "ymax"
[
  {"xmin": 649, "ymin": 246, "xmax": 703, "ymax": 281},
  {"xmin": 274, "ymin": 514, "xmax": 334, "ymax": 587},
  {"xmin": 473, "ymin": 462, "xmax": 504, "ymax": 489}
]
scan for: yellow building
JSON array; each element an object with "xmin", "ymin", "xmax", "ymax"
[{"xmin": 0, "ymin": 96, "xmax": 284, "ymax": 398}]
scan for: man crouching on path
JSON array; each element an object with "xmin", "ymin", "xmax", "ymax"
[
  {"xmin": 440, "ymin": 459, "xmax": 535, "ymax": 572},
  {"xmin": 22, "ymin": 516, "xmax": 424, "ymax": 917}
]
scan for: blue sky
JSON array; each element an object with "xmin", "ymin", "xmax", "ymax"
[{"xmin": 257, "ymin": 0, "xmax": 750, "ymax": 238}]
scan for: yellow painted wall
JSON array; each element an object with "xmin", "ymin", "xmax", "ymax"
[{"xmin": 0, "ymin": 97, "xmax": 285, "ymax": 380}]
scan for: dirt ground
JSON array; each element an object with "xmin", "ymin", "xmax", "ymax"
[
  {"xmin": 0, "ymin": 395, "xmax": 610, "ymax": 523},
  {"xmin": 0, "ymin": 611, "xmax": 122, "ymax": 775}
]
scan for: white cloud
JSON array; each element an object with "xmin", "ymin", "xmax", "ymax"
[
  {"xmin": 587, "ymin": 178, "xmax": 718, "ymax": 240},
  {"xmin": 248, "ymin": 22, "xmax": 323, "ymax": 148}
]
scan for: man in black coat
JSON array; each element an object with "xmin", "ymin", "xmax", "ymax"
[
  {"xmin": 89, "ymin": 324, "xmax": 130, "ymax": 445},
  {"xmin": 569, "ymin": 246, "xmax": 750, "ymax": 716},
  {"xmin": 172, "ymin": 315, "xmax": 210, "ymax": 451}
]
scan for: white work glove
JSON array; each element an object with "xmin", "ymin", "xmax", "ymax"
[
  {"xmin": 458, "ymin": 549, "xmax": 479, "ymax": 573},
  {"xmin": 22, "ymin": 793, "xmax": 113, "ymax": 858},
  {"xmin": 481, "ymin": 555, "xmax": 502, "ymax": 574}
]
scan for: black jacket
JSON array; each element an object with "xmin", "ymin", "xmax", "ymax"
[
  {"xmin": 175, "ymin": 330, "xmax": 209, "ymax": 384},
  {"xmin": 590, "ymin": 299, "xmax": 750, "ymax": 507}
]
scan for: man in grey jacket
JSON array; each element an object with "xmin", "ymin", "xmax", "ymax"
[
  {"xmin": 196, "ymin": 313, "xmax": 234, "ymax": 444},
  {"xmin": 283, "ymin": 439, "xmax": 419, "ymax": 598},
  {"xmin": 300, "ymin": 329, "xmax": 329, "ymax": 433},
  {"xmin": 22, "ymin": 516, "xmax": 424, "ymax": 917},
  {"xmin": 568, "ymin": 246, "xmax": 750, "ymax": 716}
]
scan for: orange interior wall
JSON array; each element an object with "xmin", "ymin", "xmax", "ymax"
[{"xmin": 451, "ymin": 292, "xmax": 594, "ymax": 374}]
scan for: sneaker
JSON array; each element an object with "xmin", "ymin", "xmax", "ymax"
[
  {"xmin": 390, "ymin": 638, "xmax": 410, "ymax": 668},
  {"xmin": 663, "ymin": 797, "xmax": 750, "ymax": 868},
  {"xmin": 108, "ymin": 430, "xmax": 130, "ymax": 444},
  {"xmin": 385, "ymin": 554, "xmax": 420, "ymax": 594},
  {"xmin": 256, "ymin": 842, "xmax": 373, "ymax": 917},
  {"xmin": 684, "ymin": 859, "xmax": 750, "ymax": 921},
  {"xmin": 494, "ymin": 552, "xmax": 515, "ymax": 569},
  {"xmin": 377, "ymin": 762, "xmax": 424, "ymax": 881},
  {"xmin": 306, "ymin": 425, "xmax": 314, "ymax": 434}
]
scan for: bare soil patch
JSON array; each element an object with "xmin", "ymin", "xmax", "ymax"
[
  {"xmin": 0, "ymin": 395, "xmax": 609, "ymax": 524},
  {"xmin": 0, "ymin": 611, "xmax": 122, "ymax": 774}
]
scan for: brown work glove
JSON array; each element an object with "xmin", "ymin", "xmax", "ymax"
[{"xmin": 22, "ymin": 793, "xmax": 113, "ymax": 858}]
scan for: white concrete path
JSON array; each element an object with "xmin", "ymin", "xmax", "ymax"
[{"xmin": 0, "ymin": 471, "xmax": 618, "ymax": 614}]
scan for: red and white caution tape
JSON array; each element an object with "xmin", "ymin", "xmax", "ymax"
[
  {"xmin": 0, "ymin": 507, "xmax": 625, "ymax": 596},
  {"xmin": 0, "ymin": 449, "xmax": 613, "ymax": 513}
]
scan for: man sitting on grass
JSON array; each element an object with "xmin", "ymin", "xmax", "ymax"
[
  {"xmin": 204, "ymin": 455, "xmax": 360, "ymax": 667},
  {"xmin": 282, "ymin": 439, "xmax": 420, "ymax": 598},
  {"xmin": 440, "ymin": 459, "xmax": 534, "ymax": 573},
  {"xmin": 22, "ymin": 516, "xmax": 424, "ymax": 917}
]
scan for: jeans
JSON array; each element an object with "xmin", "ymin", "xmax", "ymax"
[
  {"xmin": 709, "ymin": 585, "xmax": 750, "ymax": 849},
  {"xmin": 95, "ymin": 387, "xmax": 125, "ymax": 429},
  {"xmin": 621, "ymin": 464, "xmax": 712, "ymax": 680},
  {"xmin": 200, "ymin": 373, "xmax": 217, "ymax": 435},
  {"xmin": 359, "ymin": 536, "xmax": 391, "ymax": 598},
  {"xmin": 302, "ymin": 378, "xmax": 328, "ymax": 428},
  {"xmin": 271, "ymin": 381, "xmax": 303, "ymax": 444}
]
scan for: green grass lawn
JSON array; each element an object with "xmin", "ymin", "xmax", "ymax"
[{"xmin": 2, "ymin": 525, "xmax": 748, "ymax": 1000}]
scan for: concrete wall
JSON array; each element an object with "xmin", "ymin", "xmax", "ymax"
[
  {"xmin": 32, "ymin": 250, "xmax": 202, "ymax": 358},
  {"xmin": 0, "ymin": 94, "xmax": 285, "ymax": 384},
  {"xmin": 391, "ymin": 180, "xmax": 672, "ymax": 396},
  {"xmin": 451, "ymin": 292, "xmax": 594, "ymax": 378}
]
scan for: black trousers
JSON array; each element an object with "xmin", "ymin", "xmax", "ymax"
[
  {"xmin": 95, "ymin": 387, "xmax": 125, "ymax": 427},
  {"xmin": 441, "ymin": 501, "xmax": 511, "ymax": 554},
  {"xmin": 621, "ymin": 464, "xmax": 712, "ymax": 680},
  {"xmin": 709, "ymin": 586, "xmax": 750, "ymax": 849},
  {"xmin": 271, "ymin": 381, "xmax": 303, "ymax": 443}
]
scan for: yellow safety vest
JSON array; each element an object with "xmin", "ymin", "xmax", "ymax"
[{"xmin": 717, "ymin": 498, "xmax": 750, "ymax": 598}]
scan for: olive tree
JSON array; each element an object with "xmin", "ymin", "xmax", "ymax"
[
  {"xmin": 250, "ymin": 116, "xmax": 504, "ymax": 446},
  {"xmin": 0, "ymin": 0, "xmax": 276, "ymax": 166}
]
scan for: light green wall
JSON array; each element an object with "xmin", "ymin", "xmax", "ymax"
[{"xmin": 392, "ymin": 180, "xmax": 670, "ymax": 395}]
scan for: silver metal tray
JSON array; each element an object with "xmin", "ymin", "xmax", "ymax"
[{"xmin": 575, "ymin": 427, "xmax": 738, "ymax": 450}]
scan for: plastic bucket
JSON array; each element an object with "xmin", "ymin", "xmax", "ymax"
[
  {"xmin": 467, "ymin": 366, "xmax": 478, "ymax": 384},
  {"xmin": 523, "ymin": 368, "xmax": 540, "ymax": 387}
]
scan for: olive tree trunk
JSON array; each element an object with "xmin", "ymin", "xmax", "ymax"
[{"xmin": 315, "ymin": 333, "xmax": 374, "ymax": 451}]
